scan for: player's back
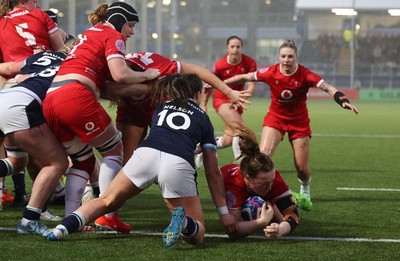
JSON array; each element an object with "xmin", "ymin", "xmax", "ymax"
[{"xmin": 0, "ymin": 8, "xmax": 57, "ymax": 62}]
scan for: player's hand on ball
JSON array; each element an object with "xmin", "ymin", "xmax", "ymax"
[
  {"xmin": 258, "ymin": 203, "xmax": 274, "ymax": 226},
  {"xmin": 264, "ymin": 222, "xmax": 280, "ymax": 239}
]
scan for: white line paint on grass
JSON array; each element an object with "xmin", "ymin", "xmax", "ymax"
[
  {"xmin": 214, "ymin": 132, "xmax": 400, "ymax": 139},
  {"xmin": 337, "ymin": 187, "xmax": 400, "ymax": 192},
  {"xmin": 1, "ymin": 227, "xmax": 399, "ymax": 243}
]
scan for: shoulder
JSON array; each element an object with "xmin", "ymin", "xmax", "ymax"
[{"xmin": 221, "ymin": 163, "xmax": 240, "ymax": 175}]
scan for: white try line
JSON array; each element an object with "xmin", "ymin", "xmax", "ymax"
[
  {"xmin": 1, "ymin": 227, "xmax": 399, "ymax": 243},
  {"xmin": 214, "ymin": 131, "xmax": 400, "ymax": 139},
  {"xmin": 337, "ymin": 187, "xmax": 400, "ymax": 192}
]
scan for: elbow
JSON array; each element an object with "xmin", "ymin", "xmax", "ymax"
[{"xmin": 111, "ymin": 72, "xmax": 127, "ymax": 84}]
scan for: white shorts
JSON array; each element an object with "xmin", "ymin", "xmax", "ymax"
[
  {"xmin": 0, "ymin": 88, "xmax": 44, "ymax": 137},
  {"xmin": 123, "ymin": 147, "xmax": 198, "ymax": 198}
]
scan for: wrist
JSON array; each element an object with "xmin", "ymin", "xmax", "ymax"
[
  {"xmin": 334, "ymin": 91, "xmax": 350, "ymax": 107},
  {"xmin": 217, "ymin": 206, "xmax": 229, "ymax": 215}
]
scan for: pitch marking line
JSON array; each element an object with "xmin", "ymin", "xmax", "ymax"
[
  {"xmin": 214, "ymin": 131, "xmax": 400, "ymax": 139},
  {"xmin": 337, "ymin": 187, "xmax": 400, "ymax": 192},
  {"xmin": 1, "ymin": 227, "xmax": 399, "ymax": 243}
]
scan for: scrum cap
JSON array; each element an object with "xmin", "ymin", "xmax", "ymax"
[
  {"xmin": 45, "ymin": 10, "xmax": 58, "ymax": 24},
  {"xmin": 105, "ymin": 2, "xmax": 139, "ymax": 33}
]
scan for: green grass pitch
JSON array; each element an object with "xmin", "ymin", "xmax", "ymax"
[{"xmin": 1, "ymin": 99, "xmax": 399, "ymax": 260}]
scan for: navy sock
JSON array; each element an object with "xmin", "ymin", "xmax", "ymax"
[
  {"xmin": 23, "ymin": 206, "xmax": 41, "ymax": 220},
  {"xmin": 12, "ymin": 172, "xmax": 26, "ymax": 198},
  {"xmin": 61, "ymin": 213, "xmax": 85, "ymax": 234},
  {"xmin": 181, "ymin": 216, "xmax": 199, "ymax": 238},
  {"xmin": 0, "ymin": 159, "xmax": 14, "ymax": 177}
]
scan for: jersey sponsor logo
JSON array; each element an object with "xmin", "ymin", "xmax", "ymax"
[
  {"xmin": 281, "ymin": 90, "xmax": 293, "ymax": 100},
  {"xmin": 115, "ymin": 39, "xmax": 126, "ymax": 54},
  {"xmin": 85, "ymin": 122, "xmax": 100, "ymax": 136},
  {"xmin": 85, "ymin": 122, "xmax": 95, "ymax": 131}
]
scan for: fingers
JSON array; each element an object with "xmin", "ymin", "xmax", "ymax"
[
  {"xmin": 264, "ymin": 223, "xmax": 279, "ymax": 239},
  {"xmin": 343, "ymin": 103, "xmax": 359, "ymax": 115}
]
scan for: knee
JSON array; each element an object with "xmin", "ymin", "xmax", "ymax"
[
  {"xmin": 260, "ymin": 147, "xmax": 273, "ymax": 158},
  {"xmin": 8, "ymin": 157, "xmax": 28, "ymax": 173}
]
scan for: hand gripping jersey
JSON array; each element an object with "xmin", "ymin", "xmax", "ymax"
[
  {"xmin": 139, "ymin": 99, "xmax": 215, "ymax": 169},
  {"xmin": 0, "ymin": 8, "xmax": 58, "ymax": 62},
  {"xmin": 212, "ymin": 54, "xmax": 256, "ymax": 100},
  {"xmin": 221, "ymin": 163, "xmax": 291, "ymax": 209},
  {"xmin": 116, "ymin": 52, "xmax": 182, "ymax": 126}
]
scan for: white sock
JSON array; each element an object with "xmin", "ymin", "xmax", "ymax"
[
  {"xmin": 84, "ymin": 180, "xmax": 93, "ymax": 193},
  {"xmin": 232, "ymin": 136, "xmax": 241, "ymax": 160},
  {"xmin": 65, "ymin": 168, "xmax": 89, "ymax": 216},
  {"xmin": 98, "ymin": 155, "xmax": 123, "ymax": 197}
]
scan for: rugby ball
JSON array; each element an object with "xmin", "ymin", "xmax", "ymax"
[{"xmin": 241, "ymin": 196, "xmax": 266, "ymax": 221}]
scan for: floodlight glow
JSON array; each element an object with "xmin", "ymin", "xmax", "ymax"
[{"xmin": 331, "ymin": 8, "xmax": 357, "ymax": 16}]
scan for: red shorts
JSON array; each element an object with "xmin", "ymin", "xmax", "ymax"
[
  {"xmin": 263, "ymin": 113, "xmax": 311, "ymax": 140},
  {"xmin": 212, "ymin": 95, "xmax": 243, "ymax": 114},
  {"xmin": 115, "ymin": 96, "xmax": 155, "ymax": 128},
  {"xmin": 43, "ymin": 83, "xmax": 111, "ymax": 143}
]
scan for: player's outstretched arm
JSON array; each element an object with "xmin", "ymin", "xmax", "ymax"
[
  {"xmin": 320, "ymin": 82, "xmax": 359, "ymax": 115},
  {"xmin": 181, "ymin": 62, "xmax": 251, "ymax": 110},
  {"xmin": 202, "ymin": 148, "xmax": 237, "ymax": 234}
]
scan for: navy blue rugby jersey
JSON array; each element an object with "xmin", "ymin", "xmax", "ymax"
[
  {"xmin": 13, "ymin": 51, "xmax": 66, "ymax": 101},
  {"xmin": 139, "ymin": 99, "xmax": 216, "ymax": 168}
]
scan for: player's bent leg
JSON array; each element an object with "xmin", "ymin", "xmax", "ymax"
[
  {"xmin": 12, "ymin": 126, "xmax": 68, "ymax": 235},
  {"xmin": 163, "ymin": 196, "xmax": 205, "ymax": 247}
]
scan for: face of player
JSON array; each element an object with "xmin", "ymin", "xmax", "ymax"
[
  {"xmin": 279, "ymin": 47, "xmax": 297, "ymax": 74},
  {"xmin": 226, "ymin": 38, "xmax": 242, "ymax": 62},
  {"xmin": 121, "ymin": 22, "xmax": 137, "ymax": 40},
  {"xmin": 21, "ymin": 0, "xmax": 39, "ymax": 10},
  {"xmin": 244, "ymin": 169, "xmax": 275, "ymax": 196}
]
